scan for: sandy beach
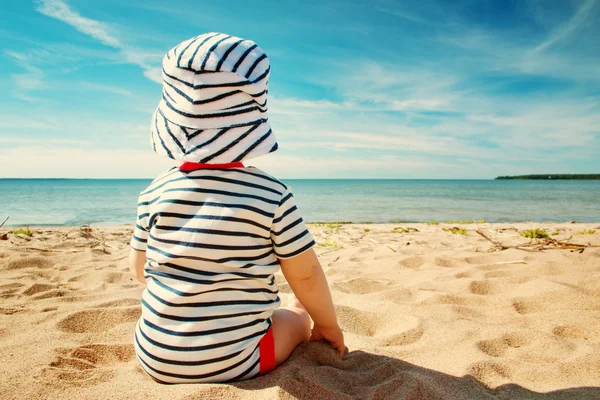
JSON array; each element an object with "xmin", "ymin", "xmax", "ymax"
[{"xmin": 1, "ymin": 222, "xmax": 599, "ymax": 399}]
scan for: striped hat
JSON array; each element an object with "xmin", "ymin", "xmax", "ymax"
[{"xmin": 150, "ymin": 33, "xmax": 278, "ymax": 163}]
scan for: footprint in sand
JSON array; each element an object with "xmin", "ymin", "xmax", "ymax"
[
  {"xmin": 379, "ymin": 322, "xmax": 425, "ymax": 347},
  {"xmin": 377, "ymin": 287, "xmax": 414, "ymax": 303},
  {"xmin": 68, "ymin": 271, "xmax": 124, "ymax": 284},
  {"xmin": 4, "ymin": 256, "xmax": 54, "ymax": 270},
  {"xmin": 398, "ymin": 256, "xmax": 425, "ymax": 269},
  {"xmin": 454, "ymin": 271, "xmax": 472, "ymax": 279},
  {"xmin": 434, "ymin": 257, "xmax": 458, "ymax": 268},
  {"xmin": 468, "ymin": 360, "xmax": 514, "ymax": 387},
  {"xmin": 483, "ymin": 270, "xmax": 511, "ymax": 278},
  {"xmin": 333, "ymin": 278, "xmax": 391, "ymax": 295},
  {"xmin": 17, "ymin": 270, "xmax": 55, "ymax": 281},
  {"xmin": 334, "ymin": 305, "xmax": 380, "ymax": 336},
  {"xmin": 102, "ymin": 272, "xmax": 125, "ymax": 284},
  {"xmin": 0, "ymin": 282, "xmax": 26, "ymax": 298},
  {"xmin": 23, "ymin": 283, "xmax": 57, "ymax": 296},
  {"xmin": 476, "ymin": 264, "xmax": 511, "ymax": 272},
  {"xmin": 476, "ymin": 331, "xmax": 576, "ymax": 363},
  {"xmin": 47, "ymin": 343, "xmax": 135, "ymax": 383},
  {"xmin": 31, "ymin": 289, "xmax": 72, "ymax": 301},
  {"xmin": 513, "ymin": 291, "xmax": 600, "ymax": 315},
  {"xmin": 452, "ymin": 305, "xmax": 488, "ymax": 320},
  {"xmin": 349, "ymin": 256, "xmax": 365, "ymax": 263},
  {"xmin": 512, "ymin": 300, "xmax": 539, "ymax": 315},
  {"xmin": 421, "ymin": 294, "xmax": 489, "ymax": 308},
  {"xmin": 57, "ymin": 307, "xmax": 141, "ymax": 333},
  {"xmin": 469, "ymin": 279, "xmax": 505, "ymax": 295},
  {"xmin": 476, "ymin": 332, "xmax": 529, "ymax": 357},
  {"xmin": 553, "ymin": 324, "xmax": 600, "ymax": 342}
]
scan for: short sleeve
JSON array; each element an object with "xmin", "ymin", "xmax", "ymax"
[
  {"xmin": 130, "ymin": 204, "xmax": 149, "ymax": 252},
  {"xmin": 270, "ymin": 187, "xmax": 315, "ymax": 259}
]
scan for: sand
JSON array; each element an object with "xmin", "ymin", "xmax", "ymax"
[{"xmin": 1, "ymin": 222, "xmax": 599, "ymax": 399}]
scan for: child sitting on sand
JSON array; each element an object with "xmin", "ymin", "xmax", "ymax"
[{"xmin": 128, "ymin": 32, "xmax": 344, "ymax": 383}]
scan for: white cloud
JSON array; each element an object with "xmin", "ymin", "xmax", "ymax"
[
  {"xmin": 35, "ymin": 0, "xmax": 162, "ymax": 84},
  {"xmin": 0, "ymin": 119, "xmax": 58, "ymax": 130},
  {"xmin": 374, "ymin": 6, "xmax": 428, "ymax": 24},
  {"xmin": 0, "ymin": 136, "xmax": 81, "ymax": 144},
  {"xmin": 143, "ymin": 67, "xmax": 163, "ymax": 84},
  {"xmin": 80, "ymin": 82, "xmax": 133, "ymax": 97},
  {"xmin": 36, "ymin": 0, "xmax": 121, "ymax": 47},
  {"xmin": 4, "ymin": 50, "xmax": 46, "ymax": 102},
  {"xmin": 533, "ymin": 0, "xmax": 597, "ymax": 53},
  {"xmin": 12, "ymin": 67, "xmax": 44, "ymax": 91},
  {"xmin": 264, "ymin": 49, "xmax": 599, "ymax": 173},
  {"xmin": 271, "ymin": 96, "xmax": 351, "ymax": 110},
  {"xmin": 390, "ymin": 99, "xmax": 449, "ymax": 111}
]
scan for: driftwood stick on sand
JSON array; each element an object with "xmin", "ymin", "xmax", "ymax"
[
  {"xmin": 475, "ymin": 219, "xmax": 541, "ymax": 252},
  {"xmin": 319, "ymin": 248, "xmax": 342, "ymax": 256},
  {"xmin": 62, "ymin": 227, "xmax": 78, "ymax": 239},
  {"xmin": 474, "ymin": 228, "xmax": 510, "ymax": 250},
  {"xmin": 474, "ymin": 219, "xmax": 599, "ymax": 252},
  {"xmin": 328, "ymin": 256, "xmax": 340, "ymax": 266},
  {"xmin": 0, "ymin": 216, "xmax": 9, "ymax": 230}
]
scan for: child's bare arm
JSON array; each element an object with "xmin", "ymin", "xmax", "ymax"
[
  {"xmin": 129, "ymin": 248, "xmax": 147, "ymax": 284},
  {"xmin": 279, "ymin": 248, "xmax": 345, "ymax": 356}
]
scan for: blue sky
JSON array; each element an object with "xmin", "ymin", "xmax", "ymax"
[{"xmin": 1, "ymin": 0, "xmax": 599, "ymax": 178}]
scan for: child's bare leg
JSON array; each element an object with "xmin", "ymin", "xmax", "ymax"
[{"xmin": 271, "ymin": 295, "xmax": 311, "ymax": 365}]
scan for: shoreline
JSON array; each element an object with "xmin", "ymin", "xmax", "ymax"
[{"xmin": 3, "ymin": 220, "xmax": 600, "ymax": 229}]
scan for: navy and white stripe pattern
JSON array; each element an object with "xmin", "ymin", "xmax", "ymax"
[
  {"xmin": 151, "ymin": 33, "xmax": 279, "ymax": 164},
  {"xmin": 130, "ymin": 166, "xmax": 315, "ymax": 383}
]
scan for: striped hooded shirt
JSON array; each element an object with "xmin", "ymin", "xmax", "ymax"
[
  {"xmin": 129, "ymin": 33, "xmax": 315, "ymax": 383},
  {"xmin": 131, "ymin": 165, "xmax": 314, "ymax": 383}
]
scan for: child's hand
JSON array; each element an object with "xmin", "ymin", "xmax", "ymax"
[{"xmin": 310, "ymin": 324, "xmax": 346, "ymax": 357}]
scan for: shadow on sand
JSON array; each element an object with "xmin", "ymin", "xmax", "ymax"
[{"xmin": 233, "ymin": 342, "xmax": 600, "ymax": 399}]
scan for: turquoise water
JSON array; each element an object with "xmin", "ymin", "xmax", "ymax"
[{"xmin": 0, "ymin": 179, "xmax": 599, "ymax": 226}]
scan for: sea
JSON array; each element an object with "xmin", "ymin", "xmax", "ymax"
[{"xmin": 1, "ymin": 179, "xmax": 599, "ymax": 227}]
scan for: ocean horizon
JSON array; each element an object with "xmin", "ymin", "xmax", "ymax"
[{"xmin": 1, "ymin": 178, "xmax": 599, "ymax": 226}]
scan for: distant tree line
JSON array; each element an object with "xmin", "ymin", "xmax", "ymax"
[{"xmin": 495, "ymin": 174, "xmax": 600, "ymax": 180}]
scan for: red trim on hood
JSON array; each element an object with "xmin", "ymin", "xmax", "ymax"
[{"xmin": 179, "ymin": 162, "xmax": 244, "ymax": 172}]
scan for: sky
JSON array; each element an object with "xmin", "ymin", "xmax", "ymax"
[{"xmin": 1, "ymin": 0, "xmax": 599, "ymax": 179}]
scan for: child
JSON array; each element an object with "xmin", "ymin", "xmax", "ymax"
[{"xmin": 129, "ymin": 32, "xmax": 344, "ymax": 384}]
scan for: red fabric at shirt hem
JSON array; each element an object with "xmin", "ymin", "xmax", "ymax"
[
  {"xmin": 259, "ymin": 327, "xmax": 276, "ymax": 375},
  {"xmin": 179, "ymin": 162, "xmax": 244, "ymax": 171}
]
